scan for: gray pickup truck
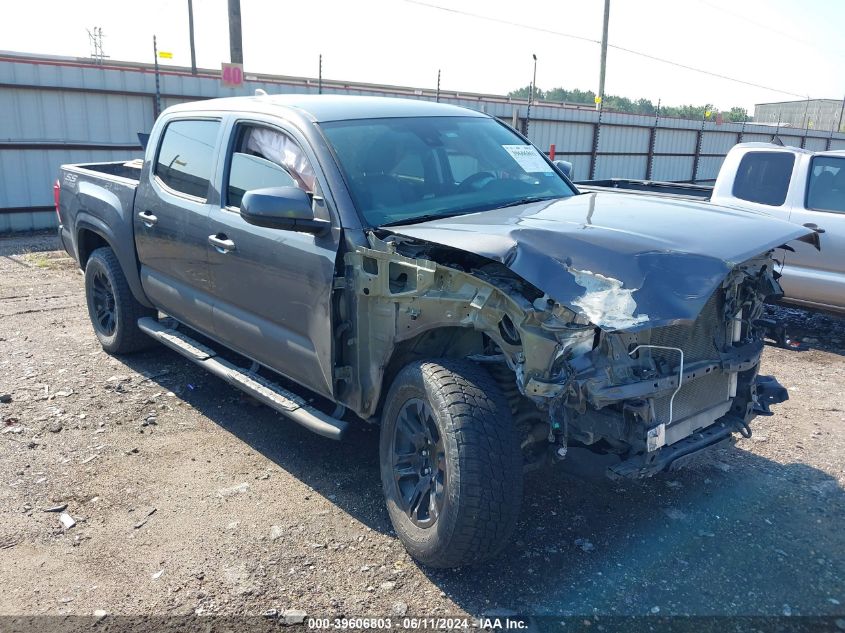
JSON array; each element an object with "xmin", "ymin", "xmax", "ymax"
[{"xmin": 57, "ymin": 95, "xmax": 813, "ymax": 568}]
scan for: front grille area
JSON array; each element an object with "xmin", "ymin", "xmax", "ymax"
[
  {"xmin": 653, "ymin": 369, "xmax": 731, "ymax": 425},
  {"xmin": 647, "ymin": 289, "xmax": 732, "ymax": 425},
  {"xmin": 648, "ymin": 290, "xmax": 725, "ymax": 364}
]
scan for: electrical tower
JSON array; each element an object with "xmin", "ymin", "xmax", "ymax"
[{"xmin": 87, "ymin": 27, "xmax": 109, "ymax": 64}]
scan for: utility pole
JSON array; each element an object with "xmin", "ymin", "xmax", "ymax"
[
  {"xmin": 436, "ymin": 69, "xmax": 441, "ymax": 103},
  {"xmin": 153, "ymin": 35, "xmax": 162, "ymax": 118},
  {"xmin": 228, "ymin": 0, "xmax": 244, "ymax": 65},
  {"xmin": 525, "ymin": 54, "xmax": 537, "ymax": 136},
  {"xmin": 801, "ymin": 96, "xmax": 810, "ymax": 130},
  {"xmin": 597, "ymin": 0, "xmax": 610, "ymax": 107},
  {"xmin": 318, "ymin": 54, "xmax": 323, "ymax": 94},
  {"xmin": 826, "ymin": 94, "xmax": 844, "ymax": 150},
  {"xmin": 838, "ymin": 94, "xmax": 845, "ymax": 134},
  {"xmin": 802, "ymin": 97, "xmax": 811, "ymax": 148},
  {"xmin": 187, "ymin": 0, "xmax": 197, "ymax": 74}
]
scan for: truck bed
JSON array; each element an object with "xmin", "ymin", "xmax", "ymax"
[
  {"xmin": 576, "ymin": 178, "xmax": 713, "ymax": 201},
  {"xmin": 58, "ymin": 158, "xmax": 147, "ymax": 307},
  {"xmin": 66, "ymin": 159, "xmax": 144, "ymax": 183}
]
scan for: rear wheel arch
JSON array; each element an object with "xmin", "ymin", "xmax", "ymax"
[
  {"xmin": 76, "ymin": 227, "xmax": 110, "ymax": 269},
  {"xmin": 75, "ymin": 222, "xmax": 154, "ymax": 309}
]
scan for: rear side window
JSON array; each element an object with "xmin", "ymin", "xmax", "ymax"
[
  {"xmin": 155, "ymin": 119, "xmax": 220, "ymax": 199},
  {"xmin": 732, "ymin": 151, "xmax": 794, "ymax": 206},
  {"xmin": 806, "ymin": 156, "xmax": 845, "ymax": 214}
]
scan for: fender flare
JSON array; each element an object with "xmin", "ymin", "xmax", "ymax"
[{"xmin": 75, "ymin": 215, "xmax": 154, "ymax": 309}]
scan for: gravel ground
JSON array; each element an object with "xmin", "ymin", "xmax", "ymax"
[{"xmin": 0, "ymin": 233, "xmax": 843, "ymax": 622}]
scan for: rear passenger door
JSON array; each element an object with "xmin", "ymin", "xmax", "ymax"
[
  {"xmin": 207, "ymin": 119, "xmax": 339, "ymax": 399},
  {"xmin": 781, "ymin": 155, "xmax": 845, "ymax": 310},
  {"xmin": 135, "ymin": 117, "xmax": 222, "ymax": 335}
]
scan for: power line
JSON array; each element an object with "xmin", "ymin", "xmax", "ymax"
[
  {"xmin": 403, "ymin": 0, "xmax": 599, "ymax": 45},
  {"xmin": 608, "ymin": 43, "xmax": 806, "ymax": 99},
  {"xmin": 693, "ymin": 0, "xmax": 845, "ymax": 58},
  {"xmin": 403, "ymin": 0, "xmax": 809, "ymax": 99}
]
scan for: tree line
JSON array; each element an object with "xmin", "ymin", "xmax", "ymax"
[{"xmin": 508, "ymin": 85, "xmax": 751, "ymax": 122}]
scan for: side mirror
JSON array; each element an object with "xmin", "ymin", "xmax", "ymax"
[
  {"xmin": 554, "ymin": 159, "xmax": 574, "ymax": 179},
  {"xmin": 240, "ymin": 186, "xmax": 331, "ymax": 235}
]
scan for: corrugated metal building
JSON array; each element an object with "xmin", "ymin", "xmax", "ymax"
[
  {"xmin": 3, "ymin": 51, "xmax": 845, "ymax": 233},
  {"xmin": 754, "ymin": 98, "xmax": 845, "ymax": 133}
]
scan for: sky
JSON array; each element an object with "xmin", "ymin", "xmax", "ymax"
[{"xmin": 2, "ymin": 0, "xmax": 844, "ymax": 111}]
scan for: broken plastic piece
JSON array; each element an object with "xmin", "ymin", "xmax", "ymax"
[{"xmin": 59, "ymin": 512, "xmax": 76, "ymax": 529}]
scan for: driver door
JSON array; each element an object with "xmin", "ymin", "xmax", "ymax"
[{"xmin": 207, "ymin": 119, "xmax": 339, "ymax": 398}]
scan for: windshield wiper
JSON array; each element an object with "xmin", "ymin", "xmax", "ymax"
[
  {"xmin": 378, "ymin": 196, "xmax": 563, "ymax": 228},
  {"xmin": 496, "ymin": 195, "xmax": 562, "ymax": 209},
  {"xmin": 379, "ymin": 210, "xmax": 470, "ymax": 227}
]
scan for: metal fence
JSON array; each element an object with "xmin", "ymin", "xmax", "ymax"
[{"xmin": 3, "ymin": 51, "xmax": 845, "ymax": 233}]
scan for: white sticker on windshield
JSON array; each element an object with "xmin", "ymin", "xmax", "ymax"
[{"xmin": 502, "ymin": 145, "xmax": 553, "ymax": 173}]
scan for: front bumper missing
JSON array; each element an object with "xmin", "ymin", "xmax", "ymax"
[{"xmin": 606, "ymin": 374, "xmax": 788, "ymax": 479}]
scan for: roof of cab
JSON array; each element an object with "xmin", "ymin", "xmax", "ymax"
[
  {"xmin": 164, "ymin": 94, "xmax": 487, "ymax": 123},
  {"xmin": 734, "ymin": 142, "xmax": 845, "ymax": 158}
]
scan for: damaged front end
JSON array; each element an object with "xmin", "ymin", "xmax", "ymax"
[
  {"xmin": 554, "ymin": 255, "xmax": 789, "ymax": 478},
  {"xmin": 337, "ymin": 231, "xmax": 791, "ymax": 480}
]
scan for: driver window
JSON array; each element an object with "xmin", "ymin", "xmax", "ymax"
[
  {"xmin": 226, "ymin": 124, "xmax": 318, "ymax": 209},
  {"xmin": 391, "ymin": 154, "xmax": 424, "ymax": 183}
]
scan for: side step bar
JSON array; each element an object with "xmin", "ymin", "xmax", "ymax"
[{"xmin": 137, "ymin": 317, "xmax": 349, "ymax": 440}]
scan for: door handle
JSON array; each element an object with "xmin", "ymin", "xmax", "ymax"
[
  {"xmin": 208, "ymin": 233, "xmax": 236, "ymax": 253},
  {"xmin": 138, "ymin": 210, "xmax": 158, "ymax": 227}
]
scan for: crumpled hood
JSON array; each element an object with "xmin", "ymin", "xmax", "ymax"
[{"xmin": 386, "ymin": 192, "xmax": 814, "ymax": 331}]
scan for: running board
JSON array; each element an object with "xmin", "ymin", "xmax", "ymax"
[{"xmin": 137, "ymin": 317, "xmax": 348, "ymax": 440}]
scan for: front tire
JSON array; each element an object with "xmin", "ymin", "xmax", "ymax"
[
  {"xmin": 380, "ymin": 359, "xmax": 523, "ymax": 568},
  {"xmin": 84, "ymin": 247, "xmax": 155, "ymax": 354}
]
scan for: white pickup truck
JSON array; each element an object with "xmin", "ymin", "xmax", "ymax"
[{"xmin": 579, "ymin": 142, "xmax": 844, "ymax": 315}]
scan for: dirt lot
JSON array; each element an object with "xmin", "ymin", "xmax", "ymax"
[{"xmin": 1, "ymin": 233, "xmax": 844, "ymax": 622}]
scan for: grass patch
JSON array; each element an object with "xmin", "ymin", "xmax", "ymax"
[{"xmin": 21, "ymin": 251, "xmax": 76, "ymax": 271}]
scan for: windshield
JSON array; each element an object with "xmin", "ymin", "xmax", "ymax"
[{"xmin": 320, "ymin": 116, "xmax": 576, "ymax": 226}]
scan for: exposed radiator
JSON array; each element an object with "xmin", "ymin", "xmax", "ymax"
[{"xmin": 648, "ymin": 289, "xmax": 731, "ymax": 425}]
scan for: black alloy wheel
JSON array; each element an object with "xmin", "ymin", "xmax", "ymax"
[
  {"xmin": 389, "ymin": 398, "xmax": 447, "ymax": 528},
  {"xmin": 84, "ymin": 247, "xmax": 155, "ymax": 354},
  {"xmin": 379, "ymin": 359, "xmax": 523, "ymax": 568},
  {"xmin": 90, "ymin": 268, "xmax": 117, "ymax": 336}
]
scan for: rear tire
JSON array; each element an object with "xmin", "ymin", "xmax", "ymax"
[
  {"xmin": 84, "ymin": 247, "xmax": 155, "ymax": 354},
  {"xmin": 379, "ymin": 359, "xmax": 523, "ymax": 568}
]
